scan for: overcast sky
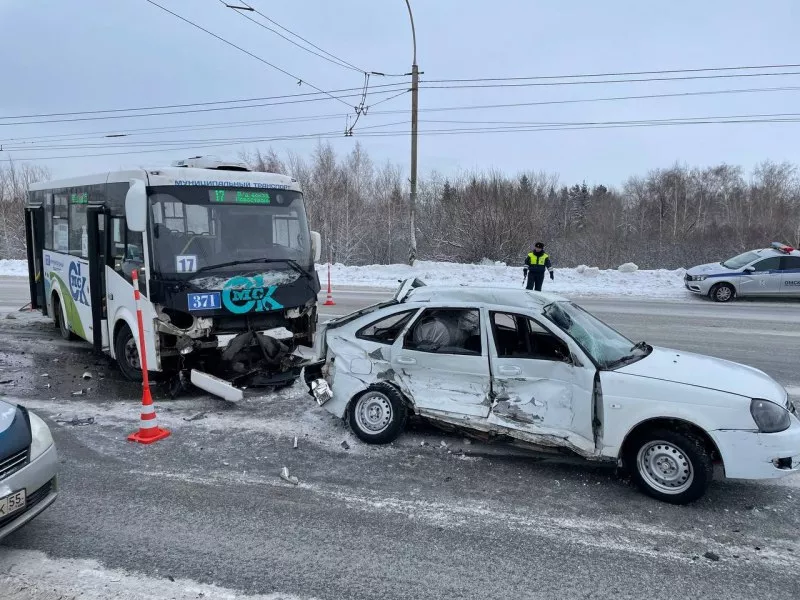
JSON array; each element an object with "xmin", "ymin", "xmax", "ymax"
[{"xmin": 2, "ymin": 0, "xmax": 799, "ymax": 185}]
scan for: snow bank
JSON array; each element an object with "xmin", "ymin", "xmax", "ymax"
[
  {"xmin": 320, "ymin": 260, "xmax": 687, "ymax": 299},
  {"xmin": 1, "ymin": 256, "xmax": 688, "ymax": 299},
  {"xmin": 0, "ymin": 259, "xmax": 27, "ymax": 277}
]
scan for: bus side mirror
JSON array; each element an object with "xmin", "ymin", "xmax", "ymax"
[
  {"xmin": 125, "ymin": 179, "xmax": 147, "ymax": 232},
  {"xmin": 311, "ymin": 231, "xmax": 321, "ymax": 263}
]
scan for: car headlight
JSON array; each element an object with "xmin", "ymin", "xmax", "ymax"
[
  {"xmin": 689, "ymin": 275, "xmax": 707, "ymax": 282},
  {"xmin": 750, "ymin": 399, "xmax": 791, "ymax": 433},
  {"xmin": 29, "ymin": 412, "xmax": 54, "ymax": 460}
]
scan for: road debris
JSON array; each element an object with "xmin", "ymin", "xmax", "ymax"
[
  {"xmin": 280, "ymin": 466, "xmax": 299, "ymax": 485},
  {"xmin": 71, "ymin": 389, "xmax": 85, "ymax": 396},
  {"xmin": 0, "ymin": 379, "xmax": 12, "ymax": 385},
  {"xmin": 82, "ymin": 371, "xmax": 92, "ymax": 380},
  {"xmin": 340, "ymin": 440, "xmax": 350, "ymax": 450},
  {"xmin": 42, "ymin": 373, "xmax": 49, "ymax": 378},
  {"xmin": 440, "ymin": 440, "xmax": 448, "ymax": 449},
  {"xmin": 293, "ymin": 436, "xmax": 298, "ymax": 449},
  {"xmin": 55, "ymin": 416, "xmax": 95, "ymax": 426},
  {"xmin": 182, "ymin": 412, "xmax": 207, "ymax": 422},
  {"xmin": 703, "ymin": 551, "xmax": 720, "ymax": 562}
]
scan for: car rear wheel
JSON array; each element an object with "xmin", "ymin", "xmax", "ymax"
[
  {"xmin": 53, "ymin": 295, "xmax": 75, "ymax": 341},
  {"xmin": 710, "ymin": 283, "xmax": 735, "ymax": 303},
  {"xmin": 348, "ymin": 384, "xmax": 407, "ymax": 444},
  {"xmin": 626, "ymin": 429, "xmax": 713, "ymax": 504},
  {"xmin": 115, "ymin": 324, "xmax": 142, "ymax": 382}
]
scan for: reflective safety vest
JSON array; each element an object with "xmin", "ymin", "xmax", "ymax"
[{"xmin": 527, "ymin": 252, "xmax": 549, "ymax": 266}]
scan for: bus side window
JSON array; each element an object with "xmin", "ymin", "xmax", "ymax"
[
  {"xmin": 111, "ymin": 217, "xmax": 126, "ymax": 263},
  {"xmin": 44, "ymin": 194, "xmax": 53, "ymax": 249}
]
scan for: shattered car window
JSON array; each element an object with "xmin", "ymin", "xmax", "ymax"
[
  {"xmin": 357, "ymin": 310, "xmax": 418, "ymax": 344},
  {"xmin": 404, "ymin": 308, "xmax": 482, "ymax": 355},
  {"xmin": 543, "ymin": 302, "xmax": 634, "ymax": 369}
]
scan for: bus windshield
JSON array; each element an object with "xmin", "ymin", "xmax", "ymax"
[{"xmin": 149, "ymin": 186, "xmax": 312, "ymax": 276}]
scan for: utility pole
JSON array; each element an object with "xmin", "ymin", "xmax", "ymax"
[{"xmin": 405, "ymin": 0, "xmax": 418, "ymax": 265}]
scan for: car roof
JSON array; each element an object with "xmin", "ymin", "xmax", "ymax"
[
  {"xmin": 402, "ymin": 285, "xmax": 568, "ymax": 311},
  {"xmin": 752, "ymin": 247, "xmax": 800, "ymax": 258}
]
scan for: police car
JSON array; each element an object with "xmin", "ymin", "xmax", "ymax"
[{"xmin": 685, "ymin": 242, "xmax": 800, "ymax": 302}]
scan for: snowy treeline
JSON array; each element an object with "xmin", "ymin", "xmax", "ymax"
[
  {"xmin": 244, "ymin": 144, "xmax": 800, "ymax": 269},
  {"xmin": 2, "ymin": 147, "xmax": 799, "ymax": 270},
  {"xmin": 0, "ymin": 161, "xmax": 50, "ymax": 260}
]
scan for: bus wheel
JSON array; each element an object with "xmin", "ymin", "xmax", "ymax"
[
  {"xmin": 115, "ymin": 325, "xmax": 142, "ymax": 382},
  {"xmin": 53, "ymin": 295, "xmax": 76, "ymax": 341}
]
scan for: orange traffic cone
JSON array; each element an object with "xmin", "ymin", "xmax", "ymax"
[
  {"xmin": 323, "ymin": 263, "xmax": 336, "ymax": 306},
  {"xmin": 127, "ymin": 269, "xmax": 170, "ymax": 444}
]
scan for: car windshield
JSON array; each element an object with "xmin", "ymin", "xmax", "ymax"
[
  {"xmin": 542, "ymin": 301, "xmax": 648, "ymax": 369},
  {"xmin": 148, "ymin": 186, "xmax": 311, "ymax": 276},
  {"xmin": 722, "ymin": 250, "xmax": 760, "ymax": 269}
]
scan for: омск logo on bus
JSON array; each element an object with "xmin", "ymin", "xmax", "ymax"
[
  {"xmin": 69, "ymin": 261, "xmax": 89, "ymax": 306},
  {"xmin": 222, "ymin": 275, "xmax": 285, "ymax": 314}
]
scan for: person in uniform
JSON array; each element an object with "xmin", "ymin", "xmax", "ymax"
[{"xmin": 524, "ymin": 242, "xmax": 554, "ymax": 291}]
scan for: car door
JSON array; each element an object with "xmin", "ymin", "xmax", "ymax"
[
  {"xmin": 779, "ymin": 256, "xmax": 800, "ymax": 296},
  {"xmin": 391, "ymin": 306, "xmax": 491, "ymax": 418},
  {"xmin": 486, "ymin": 311, "xmax": 597, "ymax": 454},
  {"xmin": 738, "ymin": 256, "xmax": 782, "ymax": 296}
]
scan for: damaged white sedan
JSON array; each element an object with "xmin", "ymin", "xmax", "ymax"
[{"xmin": 305, "ymin": 279, "xmax": 800, "ymax": 504}]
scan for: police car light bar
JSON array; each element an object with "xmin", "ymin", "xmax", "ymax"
[{"xmin": 771, "ymin": 241, "xmax": 795, "ymax": 253}]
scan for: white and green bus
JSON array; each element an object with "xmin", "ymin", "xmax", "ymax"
[{"xmin": 24, "ymin": 157, "xmax": 321, "ymax": 386}]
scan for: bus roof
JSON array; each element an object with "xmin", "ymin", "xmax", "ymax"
[{"xmin": 28, "ymin": 166, "xmax": 302, "ymax": 193}]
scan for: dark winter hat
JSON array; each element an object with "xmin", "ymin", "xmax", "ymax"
[{"xmin": 534, "ymin": 242, "xmax": 544, "ymax": 249}]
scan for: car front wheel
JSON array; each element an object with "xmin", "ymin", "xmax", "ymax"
[
  {"xmin": 710, "ymin": 282, "xmax": 735, "ymax": 303},
  {"xmin": 627, "ymin": 429, "xmax": 713, "ymax": 504},
  {"xmin": 348, "ymin": 384, "xmax": 407, "ymax": 444}
]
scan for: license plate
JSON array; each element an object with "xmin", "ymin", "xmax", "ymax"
[
  {"xmin": 187, "ymin": 292, "xmax": 221, "ymax": 312},
  {"xmin": 0, "ymin": 489, "xmax": 26, "ymax": 518}
]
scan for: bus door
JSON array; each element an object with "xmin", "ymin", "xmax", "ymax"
[
  {"xmin": 87, "ymin": 206, "xmax": 109, "ymax": 352},
  {"xmin": 24, "ymin": 207, "xmax": 45, "ymax": 312}
]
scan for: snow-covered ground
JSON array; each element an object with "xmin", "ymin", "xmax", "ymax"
[
  {"xmin": 0, "ymin": 258, "xmax": 689, "ymax": 299},
  {"xmin": 0, "ymin": 259, "xmax": 29, "ymax": 277},
  {"xmin": 0, "ymin": 549, "xmax": 314, "ymax": 600}
]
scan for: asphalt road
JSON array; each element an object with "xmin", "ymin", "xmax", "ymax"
[{"xmin": 1, "ymin": 278, "xmax": 799, "ymax": 599}]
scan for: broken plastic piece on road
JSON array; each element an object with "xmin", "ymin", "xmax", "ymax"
[
  {"xmin": 280, "ymin": 466, "xmax": 299, "ymax": 485},
  {"xmin": 55, "ymin": 416, "xmax": 95, "ymax": 426},
  {"xmin": 293, "ymin": 436, "xmax": 298, "ymax": 449},
  {"xmin": 71, "ymin": 389, "xmax": 85, "ymax": 396},
  {"xmin": 82, "ymin": 372, "xmax": 92, "ymax": 380},
  {"xmin": 310, "ymin": 379, "xmax": 333, "ymax": 406},
  {"xmin": 182, "ymin": 412, "xmax": 207, "ymax": 422},
  {"xmin": 341, "ymin": 440, "xmax": 350, "ymax": 450},
  {"xmin": 190, "ymin": 369, "xmax": 244, "ymax": 402}
]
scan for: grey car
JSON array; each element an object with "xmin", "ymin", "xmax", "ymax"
[
  {"xmin": 684, "ymin": 242, "xmax": 800, "ymax": 302},
  {"xmin": 0, "ymin": 399, "xmax": 58, "ymax": 541}
]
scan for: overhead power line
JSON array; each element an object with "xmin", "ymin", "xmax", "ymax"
[
  {"xmin": 223, "ymin": 0, "xmax": 363, "ymax": 73},
  {"xmin": 143, "ymin": 0, "xmax": 353, "ymax": 109},
  {"xmin": 420, "ymin": 70, "xmax": 800, "ymax": 90},
  {"xmin": 7, "ymin": 111, "xmax": 800, "ymax": 161},
  {"xmin": 0, "ymin": 82, "xmax": 409, "ymax": 121},
  {"xmin": 0, "ymin": 86, "xmax": 409, "ymax": 127},
  {"xmin": 3, "ymin": 83, "xmax": 797, "ymax": 145},
  {"xmin": 422, "ymin": 62, "xmax": 800, "ymax": 84}
]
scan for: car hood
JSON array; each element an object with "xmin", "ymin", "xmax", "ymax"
[
  {"xmin": 686, "ymin": 262, "xmax": 733, "ymax": 276},
  {"xmin": 616, "ymin": 347, "xmax": 786, "ymax": 403}
]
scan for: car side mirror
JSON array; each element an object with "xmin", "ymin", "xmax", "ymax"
[
  {"xmin": 125, "ymin": 179, "xmax": 147, "ymax": 233},
  {"xmin": 744, "ymin": 265, "xmax": 755, "ymax": 273},
  {"xmin": 311, "ymin": 231, "xmax": 321, "ymax": 263}
]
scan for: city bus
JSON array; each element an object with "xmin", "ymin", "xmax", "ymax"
[{"xmin": 24, "ymin": 156, "xmax": 321, "ymax": 388}]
